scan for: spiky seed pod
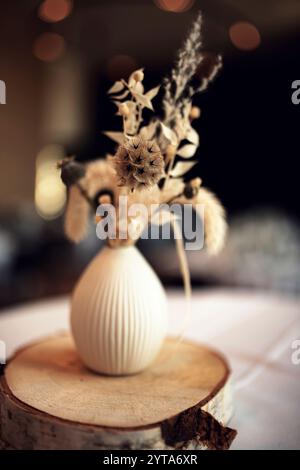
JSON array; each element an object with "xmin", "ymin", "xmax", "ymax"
[{"xmin": 114, "ymin": 137, "xmax": 165, "ymax": 191}]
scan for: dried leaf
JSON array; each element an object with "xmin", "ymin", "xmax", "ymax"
[
  {"xmin": 103, "ymin": 131, "xmax": 125, "ymax": 145},
  {"xmin": 139, "ymin": 121, "xmax": 157, "ymax": 140},
  {"xmin": 177, "ymin": 144, "xmax": 197, "ymax": 158},
  {"xmin": 186, "ymin": 127, "xmax": 199, "ymax": 146},
  {"xmin": 160, "ymin": 123, "xmax": 177, "ymax": 145},
  {"xmin": 132, "ymin": 81, "xmax": 144, "ymax": 94},
  {"xmin": 145, "ymin": 85, "xmax": 160, "ymax": 101},
  {"xmin": 132, "ymin": 91, "xmax": 154, "ymax": 110},
  {"xmin": 160, "ymin": 177, "xmax": 185, "ymax": 202},
  {"xmin": 108, "ymin": 81, "xmax": 124, "ymax": 94},
  {"xmin": 112, "ymin": 89, "xmax": 130, "ymax": 100},
  {"xmin": 170, "ymin": 161, "xmax": 196, "ymax": 177}
]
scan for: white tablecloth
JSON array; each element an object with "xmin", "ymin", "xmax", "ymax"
[{"xmin": 0, "ymin": 288, "xmax": 299, "ymax": 449}]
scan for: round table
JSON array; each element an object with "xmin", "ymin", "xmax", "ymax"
[{"xmin": 1, "ymin": 288, "xmax": 300, "ymax": 449}]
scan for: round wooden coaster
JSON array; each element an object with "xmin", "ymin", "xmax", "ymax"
[{"xmin": 0, "ymin": 335, "xmax": 236, "ymax": 450}]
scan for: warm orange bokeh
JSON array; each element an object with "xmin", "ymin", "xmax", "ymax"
[
  {"xmin": 33, "ymin": 32, "xmax": 65, "ymax": 62},
  {"xmin": 38, "ymin": 0, "xmax": 73, "ymax": 23},
  {"xmin": 154, "ymin": 0, "xmax": 195, "ymax": 13},
  {"xmin": 229, "ymin": 22, "xmax": 261, "ymax": 51}
]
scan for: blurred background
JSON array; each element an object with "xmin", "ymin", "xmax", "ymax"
[{"xmin": 0, "ymin": 0, "xmax": 300, "ymax": 308}]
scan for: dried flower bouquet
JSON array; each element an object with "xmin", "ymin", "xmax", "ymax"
[
  {"xmin": 59, "ymin": 12, "xmax": 226, "ymax": 254},
  {"xmin": 59, "ymin": 13, "xmax": 227, "ymax": 376}
]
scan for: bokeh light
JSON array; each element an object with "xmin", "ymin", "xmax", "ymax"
[
  {"xmin": 33, "ymin": 33, "xmax": 65, "ymax": 62},
  {"xmin": 106, "ymin": 55, "xmax": 138, "ymax": 81},
  {"xmin": 35, "ymin": 145, "xmax": 66, "ymax": 219},
  {"xmin": 38, "ymin": 0, "xmax": 73, "ymax": 23},
  {"xmin": 153, "ymin": 0, "xmax": 195, "ymax": 13},
  {"xmin": 229, "ymin": 22, "xmax": 261, "ymax": 51}
]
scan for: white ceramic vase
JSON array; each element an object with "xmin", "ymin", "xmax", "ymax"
[{"xmin": 71, "ymin": 245, "xmax": 168, "ymax": 375}]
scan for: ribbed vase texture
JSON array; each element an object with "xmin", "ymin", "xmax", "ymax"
[{"xmin": 71, "ymin": 245, "xmax": 168, "ymax": 375}]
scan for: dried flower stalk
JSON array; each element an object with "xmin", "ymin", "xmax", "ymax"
[{"xmin": 162, "ymin": 11, "xmax": 204, "ymax": 124}]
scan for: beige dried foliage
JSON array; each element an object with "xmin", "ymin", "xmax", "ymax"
[
  {"xmin": 196, "ymin": 188, "xmax": 227, "ymax": 255},
  {"xmin": 127, "ymin": 184, "xmax": 161, "ymax": 207},
  {"xmin": 64, "ymin": 159, "xmax": 120, "ymax": 243},
  {"xmin": 65, "ymin": 185, "xmax": 89, "ymax": 243},
  {"xmin": 174, "ymin": 187, "xmax": 227, "ymax": 255},
  {"xmin": 82, "ymin": 159, "xmax": 119, "ymax": 199},
  {"xmin": 160, "ymin": 178, "xmax": 185, "ymax": 203}
]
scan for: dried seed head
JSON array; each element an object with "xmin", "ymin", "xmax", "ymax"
[
  {"xmin": 132, "ymin": 70, "xmax": 144, "ymax": 82},
  {"xmin": 183, "ymin": 177, "xmax": 202, "ymax": 199},
  {"xmin": 114, "ymin": 137, "xmax": 165, "ymax": 191},
  {"xmin": 189, "ymin": 106, "xmax": 201, "ymax": 120},
  {"xmin": 191, "ymin": 177, "xmax": 202, "ymax": 188},
  {"xmin": 58, "ymin": 157, "xmax": 86, "ymax": 187},
  {"xmin": 98, "ymin": 194, "xmax": 111, "ymax": 205},
  {"xmin": 118, "ymin": 102, "xmax": 130, "ymax": 117}
]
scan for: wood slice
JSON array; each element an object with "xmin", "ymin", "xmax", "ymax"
[{"xmin": 0, "ymin": 335, "xmax": 236, "ymax": 450}]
